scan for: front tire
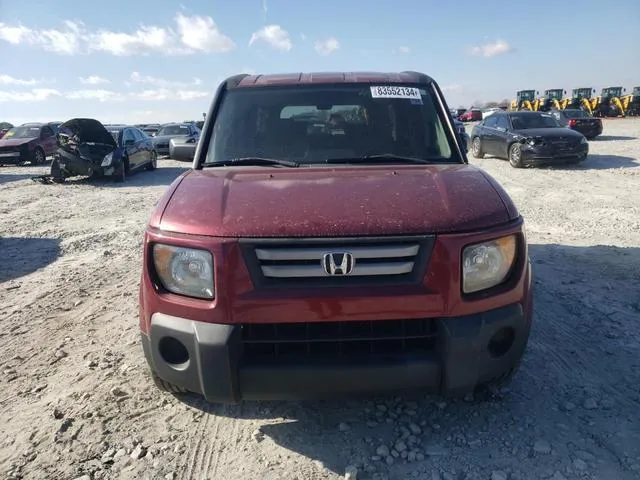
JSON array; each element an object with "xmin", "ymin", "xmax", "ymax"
[
  {"xmin": 33, "ymin": 147, "xmax": 46, "ymax": 165},
  {"xmin": 115, "ymin": 158, "xmax": 128, "ymax": 182},
  {"xmin": 508, "ymin": 143, "xmax": 524, "ymax": 168},
  {"xmin": 146, "ymin": 151, "xmax": 157, "ymax": 171},
  {"xmin": 471, "ymin": 137, "xmax": 485, "ymax": 159},
  {"xmin": 50, "ymin": 158, "xmax": 65, "ymax": 183}
]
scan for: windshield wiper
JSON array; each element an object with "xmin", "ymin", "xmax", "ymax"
[
  {"xmin": 204, "ymin": 157, "xmax": 300, "ymax": 168},
  {"xmin": 324, "ymin": 154, "xmax": 437, "ymax": 165}
]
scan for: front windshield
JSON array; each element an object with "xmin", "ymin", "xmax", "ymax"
[
  {"xmin": 518, "ymin": 91, "xmax": 535, "ymax": 101},
  {"xmin": 206, "ymin": 84, "xmax": 455, "ymax": 165},
  {"xmin": 157, "ymin": 125, "xmax": 190, "ymax": 136},
  {"xmin": 2, "ymin": 125, "xmax": 40, "ymax": 139},
  {"xmin": 510, "ymin": 113, "xmax": 560, "ymax": 129},
  {"xmin": 547, "ymin": 90, "xmax": 563, "ymax": 100}
]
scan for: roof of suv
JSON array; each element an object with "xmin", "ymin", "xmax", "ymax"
[{"xmin": 232, "ymin": 71, "xmax": 434, "ymax": 88}]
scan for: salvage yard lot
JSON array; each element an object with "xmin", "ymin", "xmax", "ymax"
[{"xmin": 1, "ymin": 119, "xmax": 639, "ymax": 480}]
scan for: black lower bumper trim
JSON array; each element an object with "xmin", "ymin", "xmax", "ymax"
[{"xmin": 141, "ymin": 303, "xmax": 531, "ymax": 403}]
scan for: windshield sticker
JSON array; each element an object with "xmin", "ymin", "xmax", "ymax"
[{"xmin": 370, "ymin": 86, "xmax": 422, "ymax": 100}]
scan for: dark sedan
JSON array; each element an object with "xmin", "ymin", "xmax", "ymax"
[
  {"xmin": 50, "ymin": 119, "xmax": 157, "ymax": 183},
  {"xmin": 470, "ymin": 111, "xmax": 588, "ymax": 168},
  {"xmin": 549, "ymin": 109, "xmax": 603, "ymax": 139}
]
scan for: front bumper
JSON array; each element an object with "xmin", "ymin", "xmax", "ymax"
[
  {"xmin": 522, "ymin": 142, "xmax": 588, "ymax": 164},
  {"xmin": 0, "ymin": 151, "xmax": 25, "ymax": 164},
  {"xmin": 169, "ymin": 143, "xmax": 196, "ymax": 161},
  {"xmin": 56, "ymin": 151, "xmax": 121, "ymax": 177},
  {"xmin": 141, "ymin": 302, "xmax": 531, "ymax": 403}
]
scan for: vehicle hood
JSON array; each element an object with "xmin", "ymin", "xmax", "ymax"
[
  {"xmin": 157, "ymin": 164, "xmax": 517, "ymax": 237},
  {"xmin": 0, "ymin": 137, "xmax": 35, "ymax": 147},
  {"xmin": 58, "ymin": 118, "xmax": 117, "ymax": 147},
  {"xmin": 153, "ymin": 134, "xmax": 190, "ymax": 143},
  {"xmin": 512, "ymin": 128, "xmax": 584, "ymax": 139}
]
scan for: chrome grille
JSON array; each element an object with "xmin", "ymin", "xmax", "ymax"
[{"xmin": 240, "ymin": 236, "xmax": 434, "ymax": 288}]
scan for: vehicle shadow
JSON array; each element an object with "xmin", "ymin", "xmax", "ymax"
[
  {"xmin": 0, "ymin": 173, "xmax": 34, "ymax": 184},
  {"xmin": 40, "ymin": 166, "xmax": 189, "ymax": 188},
  {"xmin": 164, "ymin": 243, "xmax": 640, "ymax": 478},
  {"xmin": 593, "ymin": 135, "xmax": 636, "ymax": 141},
  {"xmin": 543, "ymin": 154, "xmax": 638, "ymax": 170},
  {"xmin": 0, "ymin": 237, "xmax": 61, "ymax": 283}
]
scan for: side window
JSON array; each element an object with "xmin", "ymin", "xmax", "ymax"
[
  {"xmin": 123, "ymin": 129, "xmax": 135, "ymax": 144},
  {"xmin": 484, "ymin": 115, "xmax": 498, "ymax": 128},
  {"xmin": 132, "ymin": 129, "xmax": 145, "ymax": 141},
  {"xmin": 495, "ymin": 115, "xmax": 510, "ymax": 130},
  {"xmin": 41, "ymin": 126, "xmax": 54, "ymax": 138}
]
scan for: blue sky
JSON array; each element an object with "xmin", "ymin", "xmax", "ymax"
[{"xmin": 1, "ymin": 0, "xmax": 638, "ymax": 125}]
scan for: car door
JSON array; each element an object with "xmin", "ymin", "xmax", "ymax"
[
  {"xmin": 40, "ymin": 125, "xmax": 57, "ymax": 156},
  {"xmin": 122, "ymin": 128, "xmax": 140, "ymax": 168},
  {"xmin": 493, "ymin": 114, "xmax": 512, "ymax": 159},
  {"xmin": 479, "ymin": 114, "xmax": 499, "ymax": 155},
  {"xmin": 132, "ymin": 128, "xmax": 151, "ymax": 165}
]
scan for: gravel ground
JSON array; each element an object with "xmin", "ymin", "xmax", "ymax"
[{"xmin": 1, "ymin": 119, "xmax": 639, "ymax": 480}]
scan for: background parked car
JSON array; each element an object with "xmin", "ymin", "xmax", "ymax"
[
  {"xmin": 50, "ymin": 119, "xmax": 157, "ymax": 183},
  {"xmin": 152, "ymin": 123, "xmax": 200, "ymax": 156},
  {"xmin": 549, "ymin": 109, "xmax": 603, "ymax": 139},
  {"xmin": 459, "ymin": 109, "xmax": 483, "ymax": 122},
  {"xmin": 141, "ymin": 124, "xmax": 161, "ymax": 137},
  {"xmin": 0, "ymin": 122, "xmax": 58, "ymax": 166},
  {"xmin": 169, "ymin": 135, "xmax": 199, "ymax": 161},
  {"xmin": 470, "ymin": 110, "xmax": 588, "ymax": 168}
]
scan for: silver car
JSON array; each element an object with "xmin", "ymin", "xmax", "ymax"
[
  {"xmin": 152, "ymin": 123, "xmax": 199, "ymax": 156},
  {"xmin": 169, "ymin": 136, "xmax": 199, "ymax": 162}
]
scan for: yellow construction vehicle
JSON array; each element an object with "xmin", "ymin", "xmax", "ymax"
[
  {"xmin": 510, "ymin": 90, "xmax": 539, "ymax": 111},
  {"xmin": 592, "ymin": 87, "xmax": 627, "ymax": 117},
  {"xmin": 536, "ymin": 89, "xmax": 566, "ymax": 111},
  {"xmin": 561, "ymin": 88, "xmax": 596, "ymax": 114},
  {"xmin": 626, "ymin": 86, "xmax": 640, "ymax": 116}
]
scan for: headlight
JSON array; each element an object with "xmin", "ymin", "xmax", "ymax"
[
  {"xmin": 101, "ymin": 152, "xmax": 113, "ymax": 166},
  {"xmin": 462, "ymin": 235, "xmax": 517, "ymax": 294},
  {"xmin": 152, "ymin": 244, "xmax": 214, "ymax": 299}
]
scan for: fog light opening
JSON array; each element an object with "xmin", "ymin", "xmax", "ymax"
[
  {"xmin": 158, "ymin": 336, "xmax": 190, "ymax": 367},
  {"xmin": 487, "ymin": 327, "xmax": 515, "ymax": 358}
]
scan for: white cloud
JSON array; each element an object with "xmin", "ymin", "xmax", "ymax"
[
  {"xmin": 134, "ymin": 89, "xmax": 211, "ymax": 101},
  {"xmin": 300, "ymin": 33, "xmax": 307, "ymax": 41},
  {"xmin": 173, "ymin": 13, "xmax": 235, "ymax": 54},
  {"xmin": 262, "ymin": 0, "xmax": 268, "ymax": 14},
  {"xmin": 441, "ymin": 84, "xmax": 462, "ymax": 92},
  {"xmin": 0, "ymin": 88, "xmax": 61, "ymax": 102},
  {"xmin": 66, "ymin": 89, "xmax": 123, "ymax": 102},
  {"xmin": 79, "ymin": 75, "xmax": 109, "ymax": 85},
  {"xmin": 393, "ymin": 46, "xmax": 410, "ymax": 54},
  {"xmin": 469, "ymin": 39, "xmax": 513, "ymax": 58},
  {"xmin": 249, "ymin": 25, "xmax": 292, "ymax": 51},
  {"xmin": 0, "ymin": 74, "xmax": 38, "ymax": 86},
  {"xmin": 129, "ymin": 72, "xmax": 202, "ymax": 88},
  {"xmin": 314, "ymin": 37, "xmax": 340, "ymax": 56},
  {"xmin": 0, "ymin": 13, "xmax": 235, "ymax": 56}
]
